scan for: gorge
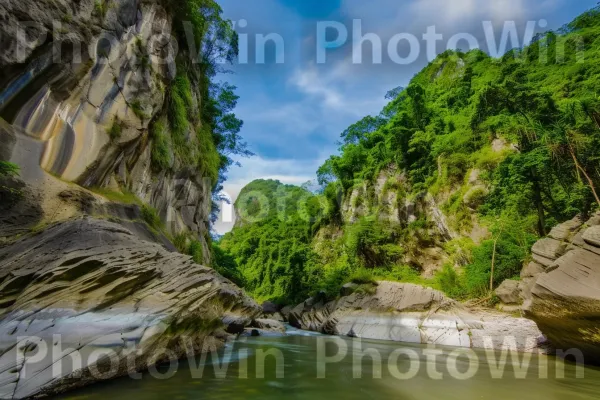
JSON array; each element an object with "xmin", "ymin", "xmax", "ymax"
[{"xmin": 1, "ymin": 0, "xmax": 600, "ymax": 399}]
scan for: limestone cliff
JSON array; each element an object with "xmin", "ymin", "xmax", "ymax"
[
  {"xmin": 0, "ymin": 0, "xmax": 213, "ymax": 262},
  {"xmin": 0, "ymin": 1, "xmax": 261, "ymax": 398},
  {"xmin": 321, "ymin": 164, "xmax": 491, "ymax": 278}
]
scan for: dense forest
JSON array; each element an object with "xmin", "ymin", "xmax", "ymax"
[{"xmin": 218, "ymin": 6, "xmax": 600, "ymax": 305}]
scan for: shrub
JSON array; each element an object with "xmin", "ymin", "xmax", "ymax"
[
  {"xmin": 0, "ymin": 161, "xmax": 19, "ymax": 178},
  {"xmin": 107, "ymin": 117, "xmax": 124, "ymax": 141},
  {"xmin": 188, "ymin": 239, "xmax": 204, "ymax": 264},
  {"xmin": 150, "ymin": 120, "xmax": 172, "ymax": 171},
  {"xmin": 197, "ymin": 125, "xmax": 220, "ymax": 185},
  {"xmin": 436, "ymin": 264, "xmax": 467, "ymax": 299},
  {"xmin": 129, "ymin": 100, "xmax": 147, "ymax": 121},
  {"xmin": 348, "ymin": 267, "xmax": 377, "ymax": 284},
  {"xmin": 141, "ymin": 204, "xmax": 162, "ymax": 231},
  {"xmin": 0, "ymin": 161, "xmax": 22, "ymax": 206}
]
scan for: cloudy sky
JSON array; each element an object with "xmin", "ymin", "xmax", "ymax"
[{"xmin": 213, "ymin": 0, "xmax": 597, "ymax": 233}]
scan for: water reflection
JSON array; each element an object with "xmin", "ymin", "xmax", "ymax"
[{"xmin": 56, "ymin": 333, "xmax": 600, "ymax": 400}]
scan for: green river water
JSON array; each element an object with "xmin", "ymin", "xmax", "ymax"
[{"xmin": 56, "ymin": 327, "xmax": 600, "ymax": 400}]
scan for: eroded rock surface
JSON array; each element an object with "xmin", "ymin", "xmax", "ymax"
[
  {"xmin": 289, "ymin": 281, "xmax": 542, "ymax": 351},
  {"xmin": 521, "ymin": 213, "xmax": 600, "ymax": 363},
  {"xmin": 0, "ymin": 218, "xmax": 260, "ymax": 399},
  {"xmin": 0, "ymin": 0, "xmax": 213, "ymax": 263}
]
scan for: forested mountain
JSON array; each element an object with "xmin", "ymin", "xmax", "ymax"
[{"xmin": 218, "ymin": 6, "xmax": 600, "ymax": 305}]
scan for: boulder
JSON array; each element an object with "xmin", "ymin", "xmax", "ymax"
[
  {"xmin": 523, "ymin": 212, "xmax": 600, "ymax": 364},
  {"xmin": 548, "ymin": 215, "xmax": 583, "ymax": 241},
  {"xmin": 521, "ymin": 262, "xmax": 545, "ymax": 279},
  {"xmin": 582, "ymin": 225, "xmax": 600, "ymax": 247},
  {"xmin": 0, "ymin": 218, "xmax": 260, "ymax": 399},
  {"xmin": 340, "ymin": 282, "xmax": 359, "ymax": 296},
  {"xmin": 280, "ymin": 305, "xmax": 293, "ymax": 321},
  {"xmin": 290, "ymin": 281, "xmax": 542, "ymax": 351},
  {"xmin": 531, "ymin": 238, "xmax": 567, "ymax": 261},
  {"xmin": 495, "ymin": 280, "xmax": 521, "ymax": 304},
  {"xmin": 252, "ymin": 319, "xmax": 286, "ymax": 334},
  {"xmin": 261, "ymin": 301, "xmax": 279, "ymax": 314}
]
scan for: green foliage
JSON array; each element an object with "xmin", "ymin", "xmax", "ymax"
[
  {"xmin": 197, "ymin": 125, "xmax": 221, "ymax": 185},
  {"xmin": 93, "ymin": 0, "xmax": 111, "ymax": 19},
  {"xmin": 0, "ymin": 161, "xmax": 22, "ymax": 205},
  {"xmin": 188, "ymin": 239, "xmax": 204, "ymax": 264},
  {"xmin": 107, "ymin": 117, "xmax": 124, "ymax": 141},
  {"xmin": 436, "ymin": 265, "xmax": 467, "ymax": 299},
  {"xmin": 129, "ymin": 100, "xmax": 147, "ymax": 121},
  {"xmin": 219, "ymin": 180, "xmax": 326, "ymax": 304},
  {"xmin": 345, "ymin": 217, "xmax": 403, "ymax": 268},
  {"xmin": 141, "ymin": 204, "xmax": 163, "ymax": 231},
  {"xmin": 150, "ymin": 119, "xmax": 172, "ymax": 171},
  {"xmin": 219, "ymin": 6, "xmax": 600, "ymax": 304},
  {"xmin": 89, "ymin": 187, "xmax": 142, "ymax": 205},
  {"xmin": 211, "ymin": 243, "xmax": 244, "ymax": 285},
  {"xmin": 348, "ymin": 267, "xmax": 378, "ymax": 285},
  {"xmin": 0, "ymin": 161, "xmax": 19, "ymax": 178}
]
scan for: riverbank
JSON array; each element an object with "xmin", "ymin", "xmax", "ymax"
[{"xmin": 269, "ymin": 281, "xmax": 546, "ymax": 353}]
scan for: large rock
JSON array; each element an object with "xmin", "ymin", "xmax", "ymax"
[
  {"xmin": 0, "ymin": 218, "xmax": 260, "ymax": 399},
  {"xmin": 290, "ymin": 281, "xmax": 542, "ymax": 351},
  {"xmin": 0, "ymin": 0, "xmax": 212, "ymax": 263},
  {"xmin": 495, "ymin": 280, "xmax": 521, "ymax": 304},
  {"xmin": 523, "ymin": 212, "xmax": 600, "ymax": 364},
  {"xmin": 252, "ymin": 319, "xmax": 286, "ymax": 334}
]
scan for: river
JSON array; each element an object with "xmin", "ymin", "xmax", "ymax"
[{"xmin": 56, "ymin": 327, "xmax": 600, "ymax": 400}]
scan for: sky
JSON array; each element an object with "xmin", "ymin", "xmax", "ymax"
[{"xmin": 213, "ymin": 0, "xmax": 598, "ymax": 234}]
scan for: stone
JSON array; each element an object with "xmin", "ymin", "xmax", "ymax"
[
  {"xmin": 280, "ymin": 305, "xmax": 293, "ymax": 321},
  {"xmin": 548, "ymin": 215, "xmax": 584, "ymax": 241},
  {"xmin": 223, "ymin": 315, "xmax": 252, "ymax": 335},
  {"xmin": 521, "ymin": 261, "xmax": 545, "ymax": 279},
  {"xmin": 586, "ymin": 212, "xmax": 600, "ymax": 226},
  {"xmin": 289, "ymin": 281, "xmax": 542, "ymax": 351},
  {"xmin": 531, "ymin": 238, "xmax": 567, "ymax": 261},
  {"xmin": 524, "ymin": 217, "xmax": 600, "ymax": 364},
  {"xmin": 582, "ymin": 226, "xmax": 600, "ymax": 248},
  {"xmin": 495, "ymin": 280, "xmax": 522, "ymax": 304},
  {"xmin": 532, "ymin": 253, "xmax": 556, "ymax": 268},
  {"xmin": 261, "ymin": 301, "xmax": 279, "ymax": 314},
  {"xmin": 252, "ymin": 319, "xmax": 286, "ymax": 334},
  {"xmin": 340, "ymin": 282, "xmax": 359, "ymax": 296},
  {"xmin": 0, "ymin": 218, "xmax": 260, "ymax": 399}
]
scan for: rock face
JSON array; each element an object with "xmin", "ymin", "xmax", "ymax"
[
  {"xmin": 0, "ymin": 218, "xmax": 260, "ymax": 399},
  {"xmin": 289, "ymin": 281, "xmax": 542, "ymax": 351},
  {"xmin": 0, "ymin": 0, "xmax": 213, "ymax": 263},
  {"xmin": 520, "ymin": 213, "xmax": 600, "ymax": 363},
  {"xmin": 495, "ymin": 280, "xmax": 521, "ymax": 305}
]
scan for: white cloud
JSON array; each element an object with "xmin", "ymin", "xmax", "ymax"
[{"xmin": 292, "ymin": 66, "xmax": 345, "ymax": 109}]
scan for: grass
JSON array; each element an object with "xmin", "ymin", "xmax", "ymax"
[
  {"xmin": 94, "ymin": 0, "xmax": 111, "ymax": 19},
  {"xmin": 141, "ymin": 204, "xmax": 163, "ymax": 232},
  {"xmin": 107, "ymin": 117, "xmax": 124, "ymax": 141},
  {"xmin": 150, "ymin": 119, "xmax": 172, "ymax": 171},
  {"xmin": 197, "ymin": 125, "xmax": 220, "ymax": 185},
  {"xmin": 188, "ymin": 239, "xmax": 204, "ymax": 264},
  {"xmin": 89, "ymin": 187, "xmax": 142, "ymax": 205},
  {"xmin": 129, "ymin": 100, "xmax": 147, "ymax": 121}
]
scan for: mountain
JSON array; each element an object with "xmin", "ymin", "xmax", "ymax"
[{"xmin": 218, "ymin": 6, "xmax": 600, "ymax": 361}]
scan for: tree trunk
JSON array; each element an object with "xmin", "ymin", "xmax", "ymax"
[
  {"xmin": 569, "ymin": 145, "xmax": 600, "ymax": 207},
  {"xmin": 531, "ymin": 175, "xmax": 546, "ymax": 236},
  {"xmin": 490, "ymin": 237, "xmax": 498, "ymax": 292}
]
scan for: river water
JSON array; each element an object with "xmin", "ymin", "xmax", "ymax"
[{"xmin": 56, "ymin": 327, "xmax": 600, "ymax": 400}]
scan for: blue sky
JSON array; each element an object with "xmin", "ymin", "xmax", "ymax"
[{"xmin": 213, "ymin": 0, "xmax": 597, "ymax": 233}]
